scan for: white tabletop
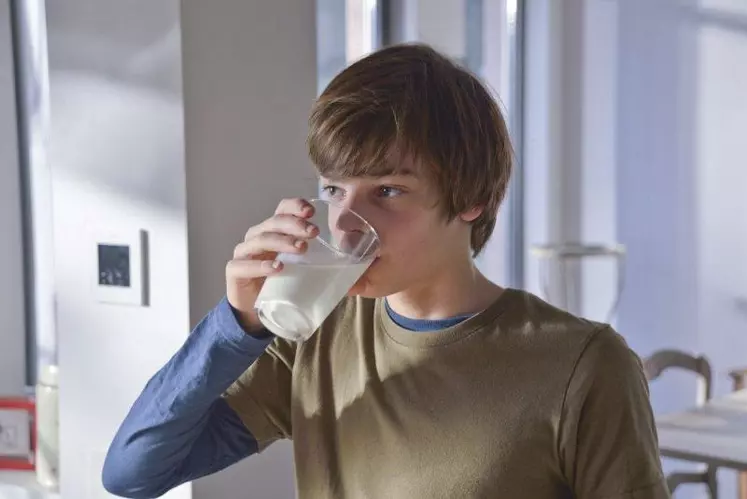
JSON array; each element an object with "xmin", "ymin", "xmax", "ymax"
[
  {"xmin": 0, "ymin": 471, "xmax": 59, "ymax": 499},
  {"xmin": 656, "ymin": 389, "xmax": 747, "ymax": 470}
]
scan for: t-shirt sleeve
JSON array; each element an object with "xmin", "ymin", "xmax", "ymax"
[
  {"xmin": 559, "ymin": 326, "xmax": 671, "ymax": 498},
  {"xmin": 223, "ymin": 336, "xmax": 296, "ymax": 450}
]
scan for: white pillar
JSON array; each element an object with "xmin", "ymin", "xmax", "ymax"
[
  {"xmin": 180, "ymin": 1, "xmax": 318, "ymax": 497},
  {"xmin": 45, "ymin": 0, "xmax": 190, "ymax": 497},
  {"xmin": 43, "ymin": 0, "xmax": 315, "ymax": 497},
  {"xmin": 0, "ymin": 0, "xmax": 27, "ymax": 396},
  {"xmin": 523, "ymin": 0, "xmax": 585, "ymax": 313},
  {"xmin": 416, "ymin": 0, "xmax": 467, "ymax": 59}
]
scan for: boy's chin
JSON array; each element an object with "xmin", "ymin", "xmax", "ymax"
[
  {"xmin": 347, "ymin": 261, "xmax": 390, "ymax": 298},
  {"xmin": 346, "ymin": 281, "xmax": 387, "ymax": 299}
]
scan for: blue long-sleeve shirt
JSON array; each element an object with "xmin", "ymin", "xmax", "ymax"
[
  {"xmin": 103, "ymin": 297, "xmax": 468, "ymax": 498},
  {"xmin": 102, "ymin": 297, "xmax": 273, "ymax": 498}
]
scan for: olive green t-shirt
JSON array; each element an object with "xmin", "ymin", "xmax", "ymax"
[{"xmin": 225, "ymin": 289, "xmax": 670, "ymax": 498}]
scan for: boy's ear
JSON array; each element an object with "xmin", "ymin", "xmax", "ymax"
[{"xmin": 459, "ymin": 206, "xmax": 484, "ymax": 223}]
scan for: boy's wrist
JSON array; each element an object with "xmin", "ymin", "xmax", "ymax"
[{"xmin": 229, "ymin": 303, "xmax": 274, "ymax": 339}]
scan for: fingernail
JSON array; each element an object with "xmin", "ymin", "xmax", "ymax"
[
  {"xmin": 306, "ymin": 224, "xmax": 317, "ymax": 234},
  {"xmin": 294, "ymin": 240, "xmax": 305, "ymax": 249},
  {"xmin": 263, "ymin": 260, "xmax": 281, "ymax": 270}
]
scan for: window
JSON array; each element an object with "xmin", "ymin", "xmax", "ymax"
[
  {"xmin": 380, "ymin": 0, "xmax": 525, "ymax": 286},
  {"xmin": 317, "ymin": 0, "xmax": 382, "ymax": 94}
]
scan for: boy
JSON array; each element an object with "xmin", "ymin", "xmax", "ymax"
[{"xmin": 103, "ymin": 44, "xmax": 670, "ymax": 498}]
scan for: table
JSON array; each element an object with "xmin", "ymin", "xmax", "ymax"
[
  {"xmin": 657, "ymin": 389, "xmax": 747, "ymax": 497},
  {"xmin": 0, "ymin": 471, "xmax": 59, "ymax": 499}
]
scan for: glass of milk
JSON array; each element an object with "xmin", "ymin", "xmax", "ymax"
[{"xmin": 254, "ymin": 198, "xmax": 379, "ymax": 341}]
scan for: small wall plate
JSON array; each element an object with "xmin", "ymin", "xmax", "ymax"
[{"xmin": 92, "ymin": 229, "xmax": 149, "ymax": 306}]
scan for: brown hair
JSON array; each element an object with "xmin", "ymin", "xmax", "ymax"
[{"xmin": 307, "ymin": 43, "xmax": 513, "ymax": 256}]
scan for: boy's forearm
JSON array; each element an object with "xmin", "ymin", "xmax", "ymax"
[{"xmin": 102, "ymin": 297, "xmax": 273, "ymax": 497}]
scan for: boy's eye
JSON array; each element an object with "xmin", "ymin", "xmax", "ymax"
[
  {"xmin": 320, "ymin": 185, "xmax": 343, "ymax": 199},
  {"xmin": 321, "ymin": 184, "xmax": 403, "ymax": 200},
  {"xmin": 378, "ymin": 186, "xmax": 402, "ymax": 198}
]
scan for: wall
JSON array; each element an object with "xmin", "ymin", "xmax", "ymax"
[
  {"xmin": 386, "ymin": 0, "xmax": 514, "ymax": 286},
  {"xmin": 45, "ymin": 1, "xmax": 192, "ymax": 498},
  {"xmin": 525, "ymin": 0, "xmax": 747, "ymax": 496},
  {"xmin": 416, "ymin": 0, "xmax": 467, "ymax": 59},
  {"xmin": 180, "ymin": 1, "xmax": 318, "ymax": 498},
  {"xmin": 613, "ymin": 0, "xmax": 702, "ymax": 396},
  {"xmin": 614, "ymin": 1, "xmax": 747, "ymax": 494},
  {"xmin": 523, "ymin": 0, "xmax": 585, "ymax": 310},
  {"xmin": 692, "ymin": 0, "xmax": 747, "ymax": 398},
  {"xmin": 582, "ymin": 0, "xmax": 747, "ymax": 408},
  {"xmin": 0, "ymin": 0, "xmax": 26, "ymax": 396},
  {"xmin": 17, "ymin": 0, "xmax": 325, "ymax": 496},
  {"xmin": 317, "ymin": 0, "xmax": 346, "ymax": 92},
  {"xmin": 41, "ymin": 0, "xmax": 318, "ymax": 497}
]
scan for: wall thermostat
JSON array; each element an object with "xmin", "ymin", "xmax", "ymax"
[{"xmin": 93, "ymin": 229, "xmax": 149, "ymax": 306}]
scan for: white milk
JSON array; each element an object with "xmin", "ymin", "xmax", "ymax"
[{"xmin": 255, "ymin": 258, "xmax": 371, "ymax": 341}]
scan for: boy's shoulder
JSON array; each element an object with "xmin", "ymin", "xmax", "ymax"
[
  {"xmin": 500, "ymin": 288, "xmax": 612, "ymax": 345},
  {"xmin": 496, "ymin": 290, "xmax": 645, "ymax": 403},
  {"xmin": 300, "ymin": 290, "xmax": 643, "ymax": 418},
  {"xmin": 316, "ymin": 289, "xmax": 626, "ymax": 360},
  {"xmin": 498, "ymin": 288, "xmax": 637, "ymax": 370}
]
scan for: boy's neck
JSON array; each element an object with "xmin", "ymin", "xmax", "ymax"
[{"xmin": 386, "ymin": 259, "xmax": 504, "ymax": 321}]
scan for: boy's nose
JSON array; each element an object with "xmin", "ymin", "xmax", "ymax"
[
  {"xmin": 328, "ymin": 206, "xmax": 378, "ymax": 258},
  {"xmin": 334, "ymin": 208, "xmax": 365, "ymax": 233}
]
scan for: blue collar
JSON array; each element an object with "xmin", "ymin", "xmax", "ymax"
[{"xmin": 384, "ymin": 300, "xmax": 472, "ymax": 332}]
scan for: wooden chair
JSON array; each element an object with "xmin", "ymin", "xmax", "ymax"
[
  {"xmin": 643, "ymin": 349, "xmax": 718, "ymax": 498},
  {"xmin": 729, "ymin": 367, "xmax": 747, "ymax": 499}
]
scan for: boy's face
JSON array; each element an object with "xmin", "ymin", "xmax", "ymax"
[{"xmin": 319, "ymin": 157, "xmax": 476, "ymax": 298}]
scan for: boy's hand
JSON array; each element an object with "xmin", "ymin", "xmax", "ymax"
[{"xmin": 226, "ymin": 198, "xmax": 318, "ymax": 333}]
